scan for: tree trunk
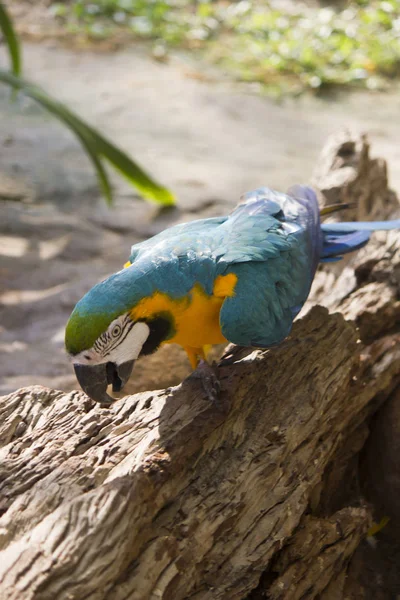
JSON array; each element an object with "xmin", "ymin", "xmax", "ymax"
[{"xmin": 1, "ymin": 131, "xmax": 400, "ymax": 600}]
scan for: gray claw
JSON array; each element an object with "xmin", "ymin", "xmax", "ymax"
[{"xmin": 195, "ymin": 360, "xmax": 222, "ymax": 407}]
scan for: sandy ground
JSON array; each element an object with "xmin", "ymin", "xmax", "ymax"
[{"xmin": 1, "ymin": 40, "xmax": 400, "ymax": 396}]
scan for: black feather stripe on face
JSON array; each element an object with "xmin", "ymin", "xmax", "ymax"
[
  {"xmin": 92, "ymin": 314, "xmax": 134, "ymax": 357},
  {"xmin": 140, "ymin": 316, "xmax": 174, "ymax": 356},
  {"xmin": 106, "ymin": 319, "xmax": 135, "ymax": 355}
]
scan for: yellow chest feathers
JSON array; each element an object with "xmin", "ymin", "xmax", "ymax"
[{"xmin": 129, "ymin": 273, "xmax": 237, "ymax": 351}]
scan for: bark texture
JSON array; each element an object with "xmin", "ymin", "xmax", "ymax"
[{"xmin": 1, "ymin": 131, "xmax": 400, "ymax": 599}]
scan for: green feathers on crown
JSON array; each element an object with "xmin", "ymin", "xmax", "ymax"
[
  {"xmin": 64, "ymin": 268, "xmax": 144, "ymax": 355},
  {"xmin": 65, "ymin": 307, "xmax": 120, "ymax": 355}
]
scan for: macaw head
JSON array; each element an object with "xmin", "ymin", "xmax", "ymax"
[{"xmin": 65, "ymin": 266, "xmax": 174, "ymax": 404}]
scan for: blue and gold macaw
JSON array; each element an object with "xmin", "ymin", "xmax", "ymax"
[{"xmin": 65, "ymin": 185, "xmax": 400, "ymax": 404}]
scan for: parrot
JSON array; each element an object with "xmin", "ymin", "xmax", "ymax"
[{"xmin": 65, "ymin": 185, "xmax": 400, "ymax": 405}]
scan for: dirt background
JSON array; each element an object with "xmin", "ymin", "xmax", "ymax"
[{"xmin": 1, "ymin": 37, "xmax": 400, "ymax": 396}]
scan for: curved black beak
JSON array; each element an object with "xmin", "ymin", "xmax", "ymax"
[{"xmin": 74, "ymin": 360, "xmax": 135, "ymax": 405}]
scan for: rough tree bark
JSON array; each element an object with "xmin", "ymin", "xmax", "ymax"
[{"xmin": 1, "ymin": 131, "xmax": 400, "ymax": 600}]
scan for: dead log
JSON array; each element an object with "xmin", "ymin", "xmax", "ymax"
[
  {"xmin": 1, "ymin": 131, "xmax": 400, "ymax": 600},
  {"xmin": 311, "ymin": 128, "xmax": 397, "ymax": 221}
]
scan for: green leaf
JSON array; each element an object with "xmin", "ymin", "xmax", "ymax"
[
  {"xmin": 0, "ymin": 2, "xmax": 21, "ymax": 76},
  {"xmin": 0, "ymin": 70, "xmax": 176, "ymax": 206},
  {"xmin": 72, "ymin": 128, "xmax": 114, "ymax": 206},
  {"xmin": 83, "ymin": 129, "xmax": 176, "ymax": 205}
]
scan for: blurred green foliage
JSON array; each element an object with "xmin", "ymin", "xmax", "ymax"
[
  {"xmin": 0, "ymin": 1, "xmax": 21, "ymax": 77},
  {"xmin": 50, "ymin": 0, "xmax": 400, "ymax": 94},
  {"xmin": 0, "ymin": 1, "xmax": 175, "ymax": 205}
]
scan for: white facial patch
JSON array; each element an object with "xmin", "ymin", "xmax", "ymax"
[
  {"xmin": 108, "ymin": 321, "xmax": 150, "ymax": 364},
  {"xmin": 72, "ymin": 316, "xmax": 150, "ymax": 366}
]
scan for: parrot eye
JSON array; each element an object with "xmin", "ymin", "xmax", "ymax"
[{"xmin": 111, "ymin": 324, "xmax": 122, "ymax": 338}]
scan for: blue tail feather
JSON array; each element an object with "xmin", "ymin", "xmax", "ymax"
[
  {"xmin": 321, "ymin": 220, "xmax": 400, "ymax": 233},
  {"xmin": 320, "ymin": 219, "xmax": 400, "ymax": 261},
  {"xmin": 320, "ymin": 230, "xmax": 371, "ymax": 261}
]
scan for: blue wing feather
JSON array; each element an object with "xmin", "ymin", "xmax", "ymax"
[
  {"xmin": 127, "ymin": 216, "xmax": 227, "ymax": 263},
  {"xmin": 219, "ymin": 232, "xmax": 311, "ymax": 346},
  {"xmin": 217, "ymin": 187, "xmax": 319, "ymax": 346}
]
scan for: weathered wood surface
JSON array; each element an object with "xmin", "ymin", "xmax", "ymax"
[
  {"xmin": 312, "ymin": 128, "xmax": 397, "ymax": 222},
  {"xmin": 1, "ymin": 131, "xmax": 400, "ymax": 600}
]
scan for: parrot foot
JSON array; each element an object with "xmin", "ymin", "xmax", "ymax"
[{"xmin": 195, "ymin": 360, "xmax": 222, "ymax": 408}]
